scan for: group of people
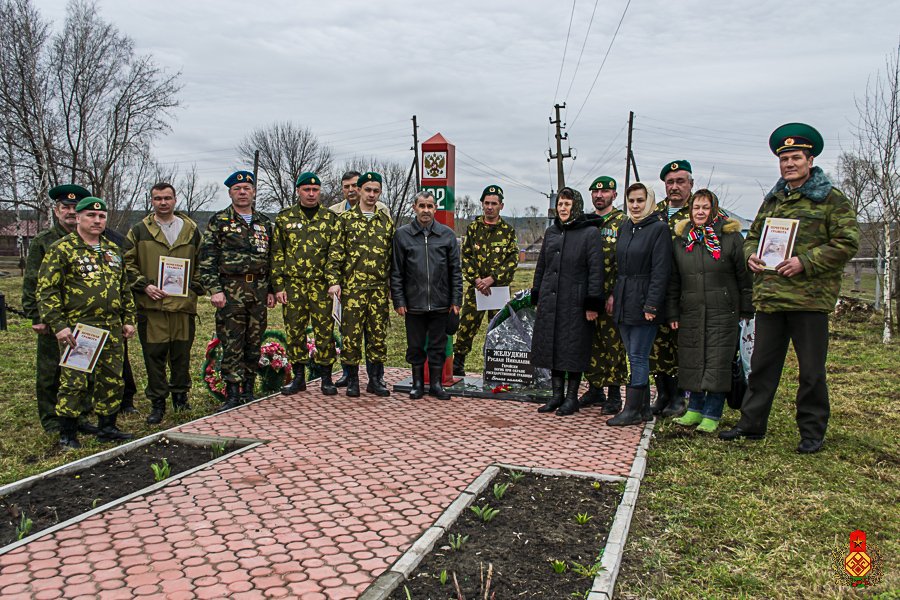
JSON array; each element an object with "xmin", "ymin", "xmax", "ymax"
[
  {"xmin": 529, "ymin": 122, "xmax": 858, "ymax": 454},
  {"xmin": 22, "ymin": 120, "xmax": 858, "ymax": 455}
]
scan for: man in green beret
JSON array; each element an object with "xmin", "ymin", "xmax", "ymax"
[
  {"xmin": 275, "ymin": 172, "xmax": 341, "ymax": 396},
  {"xmin": 452, "ymin": 184, "xmax": 519, "ymax": 376},
  {"xmin": 650, "ymin": 160, "xmax": 695, "ymax": 418},
  {"xmin": 198, "ymin": 171, "xmax": 275, "ymax": 411},
  {"xmin": 37, "ymin": 197, "xmax": 137, "ymax": 448},
  {"xmin": 22, "ymin": 184, "xmax": 91, "ymax": 433},
  {"xmin": 329, "ymin": 171, "xmax": 395, "ymax": 397},
  {"xmin": 581, "ymin": 176, "xmax": 629, "ymax": 414},
  {"xmin": 721, "ymin": 123, "xmax": 859, "ymax": 454}
]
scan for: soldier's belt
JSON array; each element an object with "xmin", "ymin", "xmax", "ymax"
[{"xmin": 221, "ymin": 273, "xmax": 267, "ymax": 283}]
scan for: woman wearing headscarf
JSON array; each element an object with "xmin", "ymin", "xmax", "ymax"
[
  {"xmin": 530, "ymin": 187, "xmax": 604, "ymax": 416},
  {"xmin": 607, "ymin": 182, "xmax": 672, "ymax": 426},
  {"xmin": 666, "ymin": 189, "xmax": 753, "ymax": 432}
]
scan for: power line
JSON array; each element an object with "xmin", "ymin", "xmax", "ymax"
[
  {"xmin": 563, "ymin": 0, "xmax": 601, "ymax": 101},
  {"xmin": 553, "ymin": 0, "xmax": 578, "ymax": 103},
  {"xmin": 573, "ymin": 122, "xmax": 627, "ymax": 186},
  {"xmin": 569, "ymin": 0, "xmax": 632, "ymax": 130},
  {"xmin": 318, "ymin": 119, "xmax": 408, "ymax": 137}
]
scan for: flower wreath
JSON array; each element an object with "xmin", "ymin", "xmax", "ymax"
[{"xmin": 202, "ymin": 329, "xmax": 294, "ymax": 400}]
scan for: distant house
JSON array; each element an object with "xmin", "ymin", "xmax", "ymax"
[{"xmin": 0, "ymin": 220, "xmax": 40, "ymax": 257}]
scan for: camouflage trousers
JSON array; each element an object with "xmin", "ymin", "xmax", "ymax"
[
  {"xmin": 283, "ymin": 278, "xmax": 335, "ymax": 366},
  {"xmin": 650, "ymin": 323, "xmax": 678, "ymax": 376},
  {"xmin": 586, "ymin": 311, "xmax": 629, "ymax": 388},
  {"xmin": 216, "ymin": 280, "xmax": 267, "ymax": 383},
  {"xmin": 56, "ymin": 327, "xmax": 124, "ymax": 418},
  {"xmin": 35, "ymin": 332, "xmax": 62, "ymax": 431},
  {"xmin": 454, "ymin": 286, "xmax": 497, "ymax": 357},
  {"xmin": 137, "ymin": 311, "xmax": 195, "ymax": 402},
  {"xmin": 341, "ymin": 286, "xmax": 389, "ymax": 365}
]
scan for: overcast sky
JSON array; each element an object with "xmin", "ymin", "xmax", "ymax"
[{"xmin": 39, "ymin": 0, "xmax": 900, "ymax": 218}]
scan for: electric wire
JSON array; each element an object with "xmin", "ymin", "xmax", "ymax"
[
  {"xmin": 553, "ymin": 0, "xmax": 578, "ymax": 103},
  {"xmin": 563, "ymin": 0, "xmax": 601, "ymax": 102}
]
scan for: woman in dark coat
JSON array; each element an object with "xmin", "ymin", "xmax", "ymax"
[
  {"xmin": 667, "ymin": 189, "xmax": 753, "ymax": 433},
  {"xmin": 530, "ymin": 187, "xmax": 604, "ymax": 416},
  {"xmin": 607, "ymin": 182, "xmax": 672, "ymax": 426}
]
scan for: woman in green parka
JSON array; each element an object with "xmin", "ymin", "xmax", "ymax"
[{"xmin": 666, "ymin": 189, "xmax": 753, "ymax": 433}]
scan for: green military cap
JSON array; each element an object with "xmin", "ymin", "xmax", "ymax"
[
  {"xmin": 49, "ymin": 184, "xmax": 91, "ymax": 205},
  {"xmin": 295, "ymin": 172, "xmax": 320, "ymax": 187},
  {"xmin": 357, "ymin": 171, "xmax": 383, "ymax": 186},
  {"xmin": 480, "ymin": 185, "xmax": 504, "ymax": 201},
  {"xmin": 659, "ymin": 160, "xmax": 692, "ymax": 181},
  {"xmin": 768, "ymin": 122, "xmax": 824, "ymax": 157},
  {"xmin": 224, "ymin": 170, "xmax": 255, "ymax": 187},
  {"xmin": 589, "ymin": 176, "xmax": 617, "ymax": 191},
  {"xmin": 75, "ymin": 197, "xmax": 107, "ymax": 212}
]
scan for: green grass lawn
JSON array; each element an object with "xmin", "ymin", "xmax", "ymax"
[{"xmin": 1, "ymin": 270, "xmax": 897, "ymax": 597}]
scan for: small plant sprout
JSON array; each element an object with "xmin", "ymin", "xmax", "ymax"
[
  {"xmin": 15, "ymin": 513, "xmax": 33, "ymax": 540},
  {"xmin": 403, "ymin": 585, "xmax": 412, "ymax": 600},
  {"xmin": 550, "ymin": 559, "xmax": 567, "ymax": 574},
  {"xmin": 210, "ymin": 441, "xmax": 227, "ymax": 459},
  {"xmin": 91, "ymin": 498, "xmax": 102, "ymax": 509},
  {"xmin": 448, "ymin": 532, "xmax": 469, "ymax": 551},
  {"xmin": 493, "ymin": 482, "xmax": 509, "ymax": 501},
  {"xmin": 508, "ymin": 469, "xmax": 524, "ymax": 483},
  {"xmin": 439, "ymin": 569, "xmax": 448, "ymax": 585},
  {"xmin": 591, "ymin": 480, "xmax": 601, "ymax": 490},
  {"xmin": 571, "ymin": 560, "xmax": 604, "ymax": 578},
  {"xmin": 150, "ymin": 458, "xmax": 170, "ymax": 482},
  {"xmin": 470, "ymin": 503, "xmax": 500, "ymax": 522},
  {"xmin": 575, "ymin": 512, "xmax": 593, "ymax": 525}
]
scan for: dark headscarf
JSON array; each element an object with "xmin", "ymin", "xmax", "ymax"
[{"xmin": 556, "ymin": 187, "xmax": 584, "ymax": 226}]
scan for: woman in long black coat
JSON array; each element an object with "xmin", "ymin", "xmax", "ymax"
[
  {"xmin": 667, "ymin": 189, "xmax": 753, "ymax": 433},
  {"xmin": 530, "ymin": 187, "xmax": 604, "ymax": 416}
]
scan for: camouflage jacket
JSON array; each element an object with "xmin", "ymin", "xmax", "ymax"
[
  {"xmin": 328, "ymin": 199, "xmax": 391, "ymax": 219},
  {"xmin": 22, "ymin": 223, "xmax": 69, "ymax": 324},
  {"xmin": 197, "ymin": 206, "xmax": 273, "ymax": 296},
  {"xmin": 596, "ymin": 208, "xmax": 626, "ymax": 297},
  {"xmin": 333, "ymin": 206, "xmax": 394, "ymax": 291},
  {"xmin": 272, "ymin": 204, "xmax": 341, "ymax": 291},
  {"xmin": 461, "ymin": 216, "xmax": 519, "ymax": 286},
  {"xmin": 37, "ymin": 232, "xmax": 136, "ymax": 333},
  {"xmin": 656, "ymin": 199, "xmax": 690, "ymax": 235},
  {"xmin": 744, "ymin": 167, "xmax": 859, "ymax": 313}
]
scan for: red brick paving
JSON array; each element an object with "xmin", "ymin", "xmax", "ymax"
[{"xmin": 0, "ymin": 368, "xmax": 643, "ymax": 599}]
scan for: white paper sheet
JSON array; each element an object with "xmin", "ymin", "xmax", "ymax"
[{"xmin": 475, "ymin": 286, "xmax": 510, "ymax": 311}]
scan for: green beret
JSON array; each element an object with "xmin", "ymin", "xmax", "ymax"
[
  {"xmin": 589, "ymin": 176, "xmax": 617, "ymax": 191},
  {"xmin": 480, "ymin": 185, "xmax": 504, "ymax": 201},
  {"xmin": 75, "ymin": 197, "xmax": 107, "ymax": 212},
  {"xmin": 660, "ymin": 160, "xmax": 692, "ymax": 181},
  {"xmin": 224, "ymin": 170, "xmax": 255, "ymax": 187},
  {"xmin": 357, "ymin": 172, "xmax": 383, "ymax": 186},
  {"xmin": 768, "ymin": 122, "xmax": 824, "ymax": 157},
  {"xmin": 49, "ymin": 184, "xmax": 91, "ymax": 205},
  {"xmin": 295, "ymin": 172, "xmax": 320, "ymax": 187}
]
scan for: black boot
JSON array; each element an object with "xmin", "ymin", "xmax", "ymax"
[
  {"xmin": 146, "ymin": 397, "xmax": 166, "ymax": 425},
  {"xmin": 119, "ymin": 394, "xmax": 137, "ymax": 415},
  {"xmin": 59, "ymin": 417, "xmax": 81, "ymax": 450},
  {"xmin": 661, "ymin": 377, "xmax": 686, "ymax": 417},
  {"xmin": 96, "ymin": 413, "xmax": 134, "ymax": 441},
  {"xmin": 409, "ymin": 364, "xmax": 426, "ymax": 399},
  {"xmin": 335, "ymin": 364, "xmax": 350, "ymax": 388},
  {"xmin": 241, "ymin": 374, "xmax": 256, "ymax": 404},
  {"xmin": 556, "ymin": 373, "xmax": 581, "ymax": 416},
  {"xmin": 601, "ymin": 386, "xmax": 623, "ymax": 415},
  {"xmin": 579, "ymin": 384, "xmax": 605, "ymax": 408},
  {"xmin": 538, "ymin": 372, "xmax": 566, "ymax": 413},
  {"xmin": 607, "ymin": 385, "xmax": 647, "ymax": 426},
  {"xmin": 77, "ymin": 416, "xmax": 101, "ymax": 435},
  {"xmin": 171, "ymin": 392, "xmax": 191, "ymax": 412},
  {"xmin": 346, "ymin": 365, "xmax": 360, "ymax": 397},
  {"xmin": 641, "ymin": 386, "xmax": 653, "ymax": 421},
  {"xmin": 366, "ymin": 363, "xmax": 391, "ymax": 397},
  {"xmin": 320, "ymin": 365, "xmax": 338, "ymax": 395},
  {"xmin": 282, "ymin": 362, "xmax": 306, "ymax": 395},
  {"xmin": 452, "ymin": 354, "xmax": 466, "ymax": 377},
  {"xmin": 428, "ymin": 365, "xmax": 451, "ymax": 400},
  {"xmin": 650, "ymin": 373, "xmax": 672, "ymax": 415},
  {"xmin": 218, "ymin": 382, "xmax": 243, "ymax": 412}
]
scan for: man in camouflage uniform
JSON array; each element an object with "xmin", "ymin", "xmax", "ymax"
[
  {"xmin": 275, "ymin": 172, "xmax": 341, "ymax": 396},
  {"xmin": 330, "ymin": 171, "xmax": 394, "ymax": 397},
  {"xmin": 580, "ymin": 176, "xmax": 629, "ymax": 414},
  {"xmin": 124, "ymin": 182, "xmax": 203, "ymax": 424},
  {"xmin": 22, "ymin": 184, "xmax": 90, "ymax": 432},
  {"xmin": 650, "ymin": 160, "xmax": 694, "ymax": 417},
  {"xmin": 452, "ymin": 184, "xmax": 518, "ymax": 376},
  {"xmin": 721, "ymin": 123, "xmax": 858, "ymax": 454},
  {"xmin": 37, "ymin": 197, "xmax": 136, "ymax": 449},
  {"xmin": 198, "ymin": 171, "xmax": 275, "ymax": 411}
]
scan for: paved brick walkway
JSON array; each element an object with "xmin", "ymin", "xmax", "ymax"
[{"xmin": 1, "ymin": 369, "xmax": 644, "ymax": 599}]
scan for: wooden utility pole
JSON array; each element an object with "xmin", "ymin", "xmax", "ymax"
[
  {"xmin": 252, "ymin": 149, "xmax": 260, "ymax": 183},
  {"xmin": 624, "ymin": 111, "xmax": 636, "ymax": 203},
  {"xmin": 548, "ymin": 103, "xmax": 572, "ymax": 190},
  {"xmin": 411, "ymin": 115, "xmax": 421, "ymax": 190}
]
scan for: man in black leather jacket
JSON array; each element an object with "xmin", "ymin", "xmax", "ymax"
[{"xmin": 391, "ymin": 191, "xmax": 463, "ymax": 400}]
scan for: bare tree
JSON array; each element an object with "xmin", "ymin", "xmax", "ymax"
[
  {"xmin": 520, "ymin": 205, "xmax": 546, "ymax": 246},
  {"xmin": 175, "ymin": 164, "xmax": 219, "ymax": 218},
  {"xmin": 333, "ymin": 156, "xmax": 415, "ymax": 225},
  {"xmin": 237, "ymin": 121, "xmax": 333, "ymax": 211}
]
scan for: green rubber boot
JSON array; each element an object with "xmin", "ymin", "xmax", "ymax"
[
  {"xmin": 696, "ymin": 418, "xmax": 720, "ymax": 433},
  {"xmin": 673, "ymin": 410, "xmax": 703, "ymax": 427}
]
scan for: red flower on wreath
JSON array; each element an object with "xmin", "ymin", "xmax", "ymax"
[{"xmin": 491, "ymin": 384, "xmax": 510, "ymax": 394}]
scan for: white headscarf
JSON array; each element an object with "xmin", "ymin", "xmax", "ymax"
[{"xmin": 627, "ymin": 182, "xmax": 657, "ymax": 223}]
